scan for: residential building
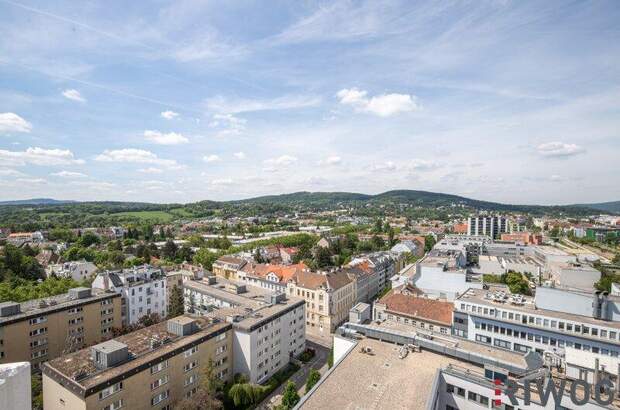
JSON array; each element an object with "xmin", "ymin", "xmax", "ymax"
[
  {"xmin": 183, "ymin": 277, "xmax": 306, "ymax": 383},
  {"xmin": 211, "ymin": 256, "xmax": 248, "ymax": 281},
  {"xmin": 389, "ymin": 263, "xmax": 416, "ymax": 289},
  {"xmin": 453, "ymin": 286, "xmax": 620, "ymax": 361},
  {"xmin": 348, "ymin": 251, "xmax": 397, "ymax": 294},
  {"xmin": 35, "ymin": 250, "xmax": 62, "ymax": 268},
  {"xmin": 467, "ymin": 215, "xmax": 509, "ymax": 238},
  {"xmin": 237, "ymin": 262, "xmax": 309, "ymax": 294},
  {"xmin": 340, "ymin": 265, "xmax": 374, "ymax": 304},
  {"xmin": 0, "ymin": 288, "xmax": 121, "ymax": 370},
  {"xmin": 42, "ymin": 316, "xmax": 232, "ymax": 410},
  {"xmin": 287, "ymin": 270, "xmax": 355, "ymax": 335},
  {"xmin": 0, "ymin": 362, "xmax": 31, "ymax": 410},
  {"xmin": 374, "ymin": 284, "xmax": 453, "ymax": 335},
  {"xmin": 390, "ymin": 239, "xmax": 421, "ymax": 258},
  {"xmin": 92, "ymin": 265, "xmax": 167, "ymax": 326},
  {"xmin": 46, "ymin": 260, "xmax": 98, "ymax": 281},
  {"xmin": 500, "ymin": 232, "xmax": 543, "ymax": 245},
  {"xmin": 165, "ymin": 267, "xmax": 204, "ymax": 307},
  {"xmin": 279, "ymin": 247, "xmax": 298, "ymax": 264}
]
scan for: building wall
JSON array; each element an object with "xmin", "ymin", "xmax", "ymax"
[
  {"xmin": 0, "ymin": 295, "xmax": 121, "ymax": 370},
  {"xmin": 0, "ymin": 362, "xmax": 31, "ymax": 410},
  {"xmin": 44, "ymin": 328, "xmax": 233, "ymax": 410}
]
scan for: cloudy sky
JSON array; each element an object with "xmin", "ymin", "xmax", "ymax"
[{"xmin": 1, "ymin": 0, "xmax": 619, "ymax": 205}]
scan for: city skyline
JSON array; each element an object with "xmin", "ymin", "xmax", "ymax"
[{"xmin": 1, "ymin": 0, "xmax": 619, "ymax": 205}]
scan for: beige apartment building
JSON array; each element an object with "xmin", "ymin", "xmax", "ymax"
[
  {"xmin": 212, "ymin": 256, "xmax": 247, "ymax": 281},
  {"xmin": 0, "ymin": 287, "xmax": 122, "ymax": 371},
  {"xmin": 287, "ymin": 270, "xmax": 355, "ymax": 335},
  {"xmin": 42, "ymin": 316, "xmax": 233, "ymax": 410}
]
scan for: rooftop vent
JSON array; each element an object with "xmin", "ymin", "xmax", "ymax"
[
  {"xmin": 91, "ymin": 340, "xmax": 129, "ymax": 369},
  {"xmin": 206, "ymin": 276, "xmax": 217, "ymax": 285},
  {"xmin": 0, "ymin": 301, "xmax": 21, "ymax": 317},
  {"xmin": 267, "ymin": 293, "xmax": 286, "ymax": 305},
  {"xmin": 38, "ymin": 300, "xmax": 48, "ymax": 308},
  {"xmin": 167, "ymin": 316, "xmax": 199, "ymax": 336},
  {"xmin": 69, "ymin": 287, "xmax": 92, "ymax": 300}
]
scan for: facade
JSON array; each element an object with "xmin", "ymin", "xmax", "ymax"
[
  {"xmin": 373, "ymin": 284, "xmax": 453, "ymax": 335},
  {"xmin": 412, "ymin": 249, "xmax": 481, "ymax": 300},
  {"xmin": 348, "ymin": 251, "xmax": 397, "ymax": 295},
  {"xmin": 183, "ymin": 277, "xmax": 306, "ymax": 383},
  {"xmin": 46, "ymin": 260, "xmax": 98, "ymax": 281},
  {"xmin": 0, "ymin": 362, "xmax": 31, "ymax": 410},
  {"xmin": 467, "ymin": 215, "xmax": 509, "ymax": 238},
  {"xmin": 42, "ymin": 316, "xmax": 232, "ymax": 410},
  {"xmin": 500, "ymin": 232, "xmax": 543, "ymax": 245},
  {"xmin": 165, "ymin": 267, "xmax": 204, "ymax": 307},
  {"xmin": 548, "ymin": 262, "xmax": 601, "ymax": 290},
  {"xmin": 237, "ymin": 262, "xmax": 309, "ymax": 294},
  {"xmin": 453, "ymin": 286, "xmax": 620, "ymax": 362},
  {"xmin": 211, "ymin": 256, "xmax": 248, "ymax": 281},
  {"xmin": 92, "ymin": 265, "xmax": 167, "ymax": 326},
  {"xmin": 0, "ymin": 288, "xmax": 121, "ymax": 371},
  {"xmin": 286, "ymin": 270, "xmax": 355, "ymax": 335}
]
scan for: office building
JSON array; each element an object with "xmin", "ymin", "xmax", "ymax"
[
  {"xmin": 42, "ymin": 316, "xmax": 232, "ymax": 410},
  {"xmin": 0, "ymin": 288, "xmax": 121, "ymax": 370}
]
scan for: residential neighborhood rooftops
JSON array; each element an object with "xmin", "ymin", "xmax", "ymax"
[
  {"xmin": 288, "ymin": 270, "xmax": 353, "ymax": 290},
  {"xmin": 377, "ymin": 285, "xmax": 452, "ymax": 326}
]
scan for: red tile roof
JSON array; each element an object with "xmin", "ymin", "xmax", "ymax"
[{"xmin": 378, "ymin": 285, "xmax": 453, "ymax": 326}]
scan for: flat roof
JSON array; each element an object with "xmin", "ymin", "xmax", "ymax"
[
  {"xmin": 456, "ymin": 287, "xmax": 620, "ymax": 331},
  {"xmin": 298, "ymin": 337, "xmax": 477, "ymax": 410},
  {"xmin": 43, "ymin": 316, "xmax": 231, "ymax": 395},
  {"xmin": 0, "ymin": 289, "xmax": 119, "ymax": 326}
]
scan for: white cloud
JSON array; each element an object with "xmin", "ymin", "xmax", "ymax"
[
  {"xmin": 0, "ymin": 168, "xmax": 26, "ymax": 177},
  {"xmin": 205, "ymin": 95, "xmax": 321, "ymax": 114},
  {"xmin": 203, "ymin": 154, "xmax": 221, "ymax": 163},
  {"xmin": 324, "ymin": 155, "xmax": 341, "ymax": 165},
  {"xmin": 62, "ymin": 89, "xmax": 86, "ymax": 103},
  {"xmin": 51, "ymin": 170, "xmax": 87, "ymax": 178},
  {"xmin": 372, "ymin": 161, "xmax": 397, "ymax": 171},
  {"xmin": 233, "ymin": 152, "xmax": 246, "ymax": 159},
  {"xmin": 160, "ymin": 110, "xmax": 179, "ymax": 120},
  {"xmin": 211, "ymin": 178, "xmax": 234, "ymax": 186},
  {"xmin": 409, "ymin": 159, "xmax": 441, "ymax": 171},
  {"xmin": 144, "ymin": 130, "xmax": 189, "ymax": 145},
  {"xmin": 0, "ymin": 147, "xmax": 85, "ymax": 166},
  {"xmin": 336, "ymin": 88, "xmax": 419, "ymax": 117},
  {"xmin": 138, "ymin": 167, "xmax": 163, "ymax": 174},
  {"xmin": 264, "ymin": 155, "xmax": 298, "ymax": 166},
  {"xmin": 95, "ymin": 148, "xmax": 180, "ymax": 168},
  {"xmin": 536, "ymin": 142, "xmax": 585, "ymax": 158},
  {"xmin": 208, "ymin": 113, "xmax": 247, "ymax": 138},
  {"xmin": 16, "ymin": 178, "xmax": 46, "ymax": 184},
  {"xmin": 0, "ymin": 113, "xmax": 32, "ymax": 134}
]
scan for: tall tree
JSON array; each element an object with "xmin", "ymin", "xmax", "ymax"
[
  {"xmin": 168, "ymin": 285, "xmax": 185, "ymax": 318},
  {"xmin": 305, "ymin": 369, "xmax": 321, "ymax": 393},
  {"xmin": 162, "ymin": 240, "xmax": 178, "ymax": 260},
  {"xmin": 281, "ymin": 381, "xmax": 300, "ymax": 409}
]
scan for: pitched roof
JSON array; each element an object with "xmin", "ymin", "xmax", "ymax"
[
  {"xmin": 242, "ymin": 262, "xmax": 308, "ymax": 283},
  {"xmin": 215, "ymin": 256, "xmax": 246, "ymax": 266},
  {"xmin": 377, "ymin": 285, "xmax": 453, "ymax": 326}
]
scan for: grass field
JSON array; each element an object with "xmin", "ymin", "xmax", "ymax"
[{"xmin": 112, "ymin": 210, "xmax": 177, "ymax": 222}]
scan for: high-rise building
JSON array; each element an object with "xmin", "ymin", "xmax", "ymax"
[{"xmin": 467, "ymin": 215, "xmax": 509, "ymax": 238}]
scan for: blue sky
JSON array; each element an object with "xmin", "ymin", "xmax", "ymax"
[{"xmin": 0, "ymin": 0, "xmax": 619, "ymax": 205}]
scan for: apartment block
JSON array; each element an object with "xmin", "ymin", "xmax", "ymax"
[
  {"xmin": 211, "ymin": 256, "xmax": 248, "ymax": 281},
  {"xmin": 42, "ymin": 316, "xmax": 232, "ymax": 410},
  {"xmin": 92, "ymin": 265, "xmax": 167, "ymax": 326},
  {"xmin": 286, "ymin": 270, "xmax": 355, "ymax": 335},
  {"xmin": 184, "ymin": 277, "xmax": 306, "ymax": 383},
  {"xmin": 467, "ymin": 215, "xmax": 509, "ymax": 239},
  {"xmin": 0, "ymin": 288, "xmax": 121, "ymax": 371}
]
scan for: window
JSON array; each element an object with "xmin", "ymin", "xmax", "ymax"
[
  {"xmin": 151, "ymin": 374, "xmax": 169, "ymax": 390},
  {"xmin": 151, "ymin": 360, "xmax": 169, "ymax": 374},
  {"xmin": 476, "ymin": 335, "xmax": 491, "ymax": 344},
  {"xmin": 99, "ymin": 382, "xmax": 123, "ymax": 400},
  {"xmin": 151, "ymin": 390, "xmax": 169, "ymax": 406},
  {"xmin": 31, "ymin": 349, "xmax": 48, "ymax": 359},
  {"xmin": 216, "ymin": 333, "xmax": 226, "ymax": 342},
  {"xmin": 446, "ymin": 383, "xmax": 455, "ymax": 393},
  {"xmin": 184, "ymin": 346, "xmax": 198, "ymax": 357},
  {"xmin": 216, "ymin": 345, "xmax": 227, "ymax": 355},
  {"xmin": 185, "ymin": 374, "xmax": 198, "ymax": 386},
  {"xmin": 68, "ymin": 307, "xmax": 83, "ymax": 315},
  {"xmin": 102, "ymin": 399, "xmax": 124, "ymax": 410},
  {"xmin": 29, "ymin": 316, "xmax": 47, "ymax": 325},
  {"xmin": 494, "ymin": 339, "xmax": 511, "ymax": 349},
  {"xmin": 29, "ymin": 327, "xmax": 48, "ymax": 337},
  {"xmin": 184, "ymin": 361, "xmax": 197, "ymax": 372}
]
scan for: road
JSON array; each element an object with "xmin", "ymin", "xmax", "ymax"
[{"xmin": 258, "ymin": 340, "xmax": 330, "ymax": 409}]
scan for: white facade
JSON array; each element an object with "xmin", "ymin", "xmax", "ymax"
[
  {"xmin": 92, "ymin": 265, "xmax": 167, "ymax": 326},
  {"xmin": 467, "ymin": 216, "xmax": 508, "ymax": 238},
  {"xmin": 46, "ymin": 260, "xmax": 97, "ymax": 281},
  {"xmin": 0, "ymin": 362, "xmax": 31, "ymax": 410}
]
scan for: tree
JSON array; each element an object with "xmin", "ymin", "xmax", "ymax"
[
  {"xmin": 174, "ymin": 389, "xmax": 223, "ymax": 410},
  {"xmin": 193, "ymin": 248, "xmax": 220, "ymax": 270},
  {"xmin": 168, "ymin": 285, "xmax": 185, "ymax": 318},
  {"xmin": 162, "ymin": 240, "xmax": 178, "ymax": 260},
  {"xmin": 107, "ymin": 240, "xmax": 123, "ymax": 252},
  {"xmin": 138, "ymin": 312, "xmax": 161, "ymax": 327},
  {"xmin": 281, "ymin": 381, "xmax": 300, "ymax": 409},
  {"xmin": 373, "ymin": 218, "xmax": 383, "ymax": 233},
  {"xmin": 314, "ymin": 246, "xmax": 332, "ymax": 268},
  {"xmin": 613, "ymin": 254, "xmax": 620, "ymax": 265},
  {"xmin": 424, "ymin": 234, "xmax": 436, "ymax": 253},
  {"xmin": 228, "ymin": 381, "xmax": 266, "ymax": 407},
  {"xmin": 31, "ymin": 373, "xmax": 43, "ymax": 410},
  {"xmin": 176, "ymin": 246, "xmax": 193, "ymax": 263},
  {"xmin": 78, "ymin": 231, "xmax": 101, "ymax": 247},
  {"xmin": 254, "ymin": 248, "xmax": 264, "ymax": 263},
  {"xmin": 305, "ymin": 369, "xmax": 321, "ymax": 393}
]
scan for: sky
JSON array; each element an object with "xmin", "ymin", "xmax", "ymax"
[{"xmin": 0, "ymin": 0, "xmax": 619, "ymax": 205}]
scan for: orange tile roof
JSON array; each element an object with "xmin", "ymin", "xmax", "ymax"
[
  {"xmin": 243, "ymin": 262, "xmax": 308, "ymax": 284},
  {"xmin": 378, "ymin": 285, "xmax": 453, "ymax": 326}
]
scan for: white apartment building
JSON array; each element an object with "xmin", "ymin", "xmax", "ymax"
[
  {"xmin": 91, "ymin": 265, "xmax": 167, "ymax": 326},
  {"xmin": 183, "ymin": 277, "xmax": 306, "ymax": 384},
  {"xmin": 453, "ymin": 286, "xmax": 620, "ymax": 362},
  {"xmin": 412, "ymin": 249, "xmax": 481, "ymax": 300},
  {"xmin": 467, "ymin": 215, "xmax": 509, "ymax": 238},
  {"xmin": 46, "ymin": 260, "xmax": 97, "ymax": 281}
]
